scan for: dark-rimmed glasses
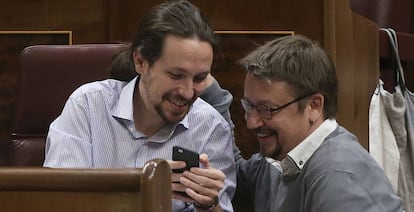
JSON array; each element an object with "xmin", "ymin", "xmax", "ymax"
[{"xmin": 240, "ymin": 93, "xmax": 315, "ymax": 120}]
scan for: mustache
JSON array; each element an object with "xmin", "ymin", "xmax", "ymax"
[
  {"xmin": 165, "ymin": 94, "xmax": 195, "ymax": 105},
  {"xmin": 254, "ymin": 127, "xmax": 277, "ymax": 136}
]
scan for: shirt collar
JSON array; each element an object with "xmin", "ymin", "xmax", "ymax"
[
  {"xmin": 280, "ymin": 119, "xmax": 338, "ymax": 176},
  {"xmin": 266, "ymin": 157, "xmax": 283, "ymax": 173},
  {"xmin": 112, "ymin": 77, "xmax": 137, "ymax": 121}
]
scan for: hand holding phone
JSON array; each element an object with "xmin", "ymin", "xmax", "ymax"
[{"xmin": 172, "ymin": 146, "xmax": 199, "ymax": 173}]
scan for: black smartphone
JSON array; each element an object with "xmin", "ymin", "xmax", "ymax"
[{"xmin": 172, "ymin": 146, "xmax": 199, "ymax": 173}]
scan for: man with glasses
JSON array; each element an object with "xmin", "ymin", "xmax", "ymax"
[{"xmin": 232, "ymin": 35, "xmax": 402, "ymax": 211}]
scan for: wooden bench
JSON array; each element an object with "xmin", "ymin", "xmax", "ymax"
[{"xmin": 0, "ymin": 159, "xmax": 171, "ymax": 212}]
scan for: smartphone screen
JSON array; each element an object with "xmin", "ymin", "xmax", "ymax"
[{"xmin": 172, "ymin": 146, "xmax": 199, "ymax": 173}]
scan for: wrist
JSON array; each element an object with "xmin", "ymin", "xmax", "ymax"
[{"xmin": 194, "ymin": 198, "xmax": 219, "ymax": 212}]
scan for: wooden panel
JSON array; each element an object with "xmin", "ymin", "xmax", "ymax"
[
  {"xmin": 323, "ymin": 0, "xmax": 378, "ymax": 149},
  {"xmin": 107, "ymin": 0, "xmax": 325, "ymax": 44},
  {"xmin": 352, "ymin": 13, "xmax": 379, "ymax": 150},
  {"xmin": 0, "ymin": 31, "xmax": 71, "ymax": 139},
  {"xmin": 106, "ymin": 0, "xmax": 160, "ymax": 43},
  {"xmin": 324, "ymin": 0, "xmax": 356, "ymax": 141},
  {"xmin": 0, "ymin": 0, "xmax": 107, "ymax": 44},
  {"xmin": 0, "ymin": 1, "xmax": 109, "ymax": 160},
  {"xmin": 0, "ymin": 192, "xmax": 141, "ymax": 212}
]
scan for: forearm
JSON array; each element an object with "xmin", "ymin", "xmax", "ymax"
[
  {"xmin": 200, "ymin": 123, "xmax": 236, "ymax": 212},
  {"xmin": 199, "ymin": 77, "xmax": 234, "ymax": 127}
]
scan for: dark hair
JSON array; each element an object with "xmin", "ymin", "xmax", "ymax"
[
  {"xmin": 109, "ymin": 0, "xmax": 217, "ymax": 81},
  {"xmin": 132, "ymin": 0, "xmax": 217, "ymax": 66},
  {"xmin": 107, "ymin": 46, "xmax": 137, "ymax": 81},
  {"xmin": 238, "ymin": 35, "xmax": 338, "ymax": 119}
]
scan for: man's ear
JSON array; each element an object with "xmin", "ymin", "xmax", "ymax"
[
  {"xmin": 133, "ymin": 50, "xmax": 147, "ymax": 74},
  {"xmin": 308, "ymin": 93, "xmax": 324, "ymax": 122}
]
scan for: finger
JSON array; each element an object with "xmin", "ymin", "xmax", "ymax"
[
  {"xmin": 180, "ymin": 173, "xmax": 224, "ymax": 202},
  {"xmin": 179, "ymin": 170, "xmax": 223, "ymax": 208},
  {"xmin": 180, "ymin": 173, "xmax": 223, "ymax": 196},
  {"xmin": 171, "ymin": 171, "xmax": 184, "ymax": 183},
  {"xmin": 167, "ymin": 160, "xmax": 187, "ymax": 170},
  {"xmin": 171, "ymin": 181, "xmax": 187, "ymax": 193},
  {"xmin": 188, "ymin": 167, "xmax": 225, "ymax": 182},
  {"xmin": 199, "ymin": 153, "xmax": 210, "ymax": 168},
  {"xmin": 172, "ymin": 191, "xmax": 196, "ymax": 203},
  {"xmin": 179, "ymin": 171, "xmax": 202, "ymax": 189},
  {"xmin": 182, "ymin": 171, "xmax": 215, "ymax": 189},
  {"xmin": 171, "ymin": 180, "xmax": 198, "ymax": 203}
]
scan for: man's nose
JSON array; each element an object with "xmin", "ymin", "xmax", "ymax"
[
  {"xmin": 179, "ymin": 80, "xmax": 195, "ymax": 100},
  {"xmin": 245, "ymin": 109, "xmax": 264, "ymax": 130}
]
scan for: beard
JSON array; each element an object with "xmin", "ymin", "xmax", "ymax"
[
  {"xmin": 256, "ymin": 127, "xmax": 282, "ymax": 160},
  {"xmin": 155, "ymin": 93, "xmax": 195, "ymax": 124},
  {"xmin": 260, "ymin": 142, "xmax": 281, "ymax": 160}
]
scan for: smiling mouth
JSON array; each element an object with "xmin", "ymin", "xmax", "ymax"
[
  {"xmin": 255, "ymin": 129, "xmax": 277, "ymax": 140},
  {"xmin": 257, "ymin": 131, "xmax": 274, "ymax": 137},
  {"xmin": 168, "ymin": 97, "xmax": 188, "ymax": 108}
]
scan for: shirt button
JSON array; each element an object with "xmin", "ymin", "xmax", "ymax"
[{"xmin": 299, "ymin": 161, "xmax": 303, "ymax": 165}]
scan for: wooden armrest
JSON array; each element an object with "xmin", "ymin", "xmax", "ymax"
[{"xmin": 0, "ymin": 159, "xmax": 172, "ymax": 212}]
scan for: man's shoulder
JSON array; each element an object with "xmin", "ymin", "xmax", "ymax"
[
  {"xmin": 70, "ymin": 79, "xmax": 127, "ymax": 100},
  {"xmin": 306, "ymin": 126, "xmax": 381, "ymax": 176},
  {"xmin": 317, "ymin": 126, "xmax": 368, "ymax": 160}
]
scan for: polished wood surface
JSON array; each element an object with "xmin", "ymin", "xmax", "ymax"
[
  {"xmin": 0, "ymin": 1, "xmax": 107, "ymax": 44},
  {"xmin": 0, "ymin": 159, "xmax": 172, "ymax": 212},
  {"xmin": 323, "ymin": 0, "xmax": 379, "ymax": 150}
]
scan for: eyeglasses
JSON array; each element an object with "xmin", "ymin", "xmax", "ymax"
[{"xmin": 240, "ymin": 93, "xmax": 315, "ymax": 120}]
